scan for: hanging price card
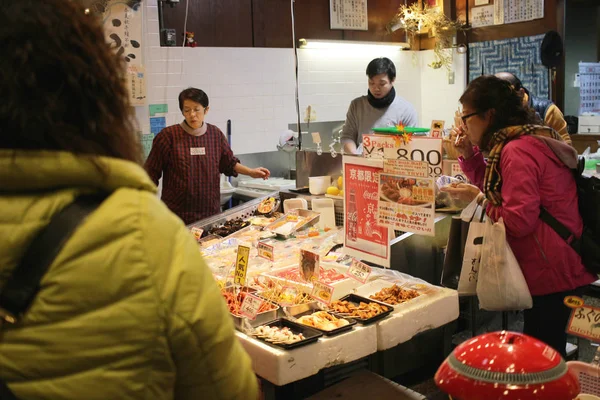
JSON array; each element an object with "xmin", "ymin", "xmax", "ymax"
[
  {"xmin": 257, "ymin": 242, "xmax": 274, "ymax": 262},
  {"xmin": 348, "ymin": 259, "xmax": 372, "ymax": 283},
  {"xmin": 311, "ymin": 281, "xmax": 334, "ymax": 305},
  {"xmin": 566, "ymin": 303, "xmax": 600, "ymax": 342},
  {"xmin": 239, "ymin": 293, "xmax": 264, "ymax": 320},
  {"xmin": 234, "ymin": 245, "xmax": 250, "ymax": 286},
  {"xmin": 190, "ymin": 227, "xmax": 203, "ymax": 242}
]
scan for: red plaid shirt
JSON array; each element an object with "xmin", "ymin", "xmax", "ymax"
[{"xmin": 144, "ymin": 123, "xmax": 239, "ymax": 224}]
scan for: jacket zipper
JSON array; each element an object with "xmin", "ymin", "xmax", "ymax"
[{"xmin": 534, "ymin": 234, "xmax": 549, "ymax": 263}]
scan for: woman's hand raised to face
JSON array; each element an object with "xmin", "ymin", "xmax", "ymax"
[{"xmin": 451, "ymin": 126, "xmax": 475, "ymax": 159}]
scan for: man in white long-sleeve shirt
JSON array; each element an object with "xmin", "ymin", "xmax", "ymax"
[{"xmin": 341, "ymin": 57, "xmax": 418, "ymax": 155}]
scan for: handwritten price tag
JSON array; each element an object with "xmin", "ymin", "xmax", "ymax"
[
  {"xmin": 190, "ymin": 227, "xmax": 203, "ymax": 242},
  {"xmin": 257, "ymin": 242, "xmax": 274, "ymax": 262},
  {"xmin": 239, "ymin": 293, "xmax": 264, "ymax": 320},
  {"xmin": 311, "ymin": 281, "xmax": 334, "ymax": 305},
  {"xmin": 566, "ymin": 304, "xmax": 600, "ymax": 342},
  {"xmin": 348, "ymin": 259, "xmax": 372, "ymax": 283},
  {"xmin": 234, "ymin": 245, "xmax": 250, "ymax": 286}
]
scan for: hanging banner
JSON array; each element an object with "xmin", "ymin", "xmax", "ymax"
[
  {"xmin": 342, "ymin": 156, "xmax": 391, "ymax": 268},
  {"xmin": 362, "ymin": 135, "xmax": 443, "ymax": 177},
  {"xmin": 377, "ymin": 160, "xmax": 436, "ymax": 236}
]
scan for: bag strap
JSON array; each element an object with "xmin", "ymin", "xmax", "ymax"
[
  {"xmin": 0, "ymin": 195, "xmax": 105, "ymax": 324},
  {"xmin": 539, "ymin": 207, "xmax": 575, "ymax": 243}
]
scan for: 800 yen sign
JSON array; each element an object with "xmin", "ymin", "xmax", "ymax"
[{"xmin": 362, "ymin": 135, "xmax": 443, "ymax": 177}]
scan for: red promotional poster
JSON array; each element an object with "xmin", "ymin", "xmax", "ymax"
[{"xmin": 342, "ymin": 156, "xmax": 390, "ymax": 268}]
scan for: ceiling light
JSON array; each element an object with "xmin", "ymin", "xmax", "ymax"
[{"xmin": 299, "ymin": 39, "xmax": 410, "ymax": 51}]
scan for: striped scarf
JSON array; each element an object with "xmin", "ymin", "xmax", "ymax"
[{"xmin": 484, "ymin": 124, "xmax": 563, "ymax": 206}]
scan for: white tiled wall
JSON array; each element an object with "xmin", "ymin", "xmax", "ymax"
[{"xmin": 137, "ymin": 2, "xmax": 466, "ymax": 155}]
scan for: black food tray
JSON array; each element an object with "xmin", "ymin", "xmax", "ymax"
[
  {"xmin": 329, "ymin": 294, "xmax": 393, "ymax": 325},
  {"xmin": 252, "ymin": 318, "xmax": 323, "ymax": 350},
  {"xmin": 294, "ymin": 310, "xmax": 357, "ymax": 337}
]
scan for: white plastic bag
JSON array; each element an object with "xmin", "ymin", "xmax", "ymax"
[
  {"xmin": 456, "ymin": 198, "xmax": 486, "ymax": 295},
  {"xmin": 477, "ymin": 218, "xmax": 532, "ymax": 311}
]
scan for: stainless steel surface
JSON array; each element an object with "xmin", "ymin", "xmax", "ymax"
[
  {"xmin": 295, "ymin": 150, "xmax": 343, "ymax": 189},
  {"xmin": 186, "ymin": 191, "xmax": 280, "ymax": 232},
  {"xmin": 233, "ymin": 151, "xmax": 296, "ymax": 184},
  {"xmin": 283, "ymin": 301, "xmax": 322, "ymax": 318}
]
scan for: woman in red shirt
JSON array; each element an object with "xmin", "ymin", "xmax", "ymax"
[{"xmin": 145, "ymin": 88, "xmax": 270, "ymax": 224}]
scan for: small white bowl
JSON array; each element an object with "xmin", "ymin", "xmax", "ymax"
[{"xmin": 309, "ymin": 176, "xmax": 331, "ymax": 195}]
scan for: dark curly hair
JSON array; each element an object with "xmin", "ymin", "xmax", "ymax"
[
  {"xmin": 459, "ymin": 75, "xmax": 540, "ymax": 151},
  {"xmin": 0, "ymin": 0, "xmax": 142, "ymax": 164}
]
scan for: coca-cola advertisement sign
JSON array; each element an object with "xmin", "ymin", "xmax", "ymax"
[{"xmin": 342, "ymin": 156, "xmax": 390, "ymax": 268}]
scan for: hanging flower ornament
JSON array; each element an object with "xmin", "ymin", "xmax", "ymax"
[
  {"xmin": 387, "ymin": 3, "xmax": 468, "ymax": 71},
  {"xmin": 393, "ymin": 123, "xmax": 413, "ymax": 146}
]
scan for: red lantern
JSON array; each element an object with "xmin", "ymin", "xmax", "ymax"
[{"xmin": 435, "ymin": 331, "xmax": 580, "ymax": 400}]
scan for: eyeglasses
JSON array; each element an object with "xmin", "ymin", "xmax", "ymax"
[
  {"xmin": 461, "ymin": 110, "xmax": 485, "ymax": 124},
  {"xmin": 183, "ymin": 108, "xmax": 204, "ymax": 116}
]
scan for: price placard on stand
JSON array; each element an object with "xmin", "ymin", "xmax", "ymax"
[
  {"xmin": 377, "ymin": 160, "xmax": 436, "ymax": 236},
  {"xmin": 342, "ymin": 156, "xmax": 391, "ymax": 268},
  {"xmin": 234, "ymin": 245, "xmax": 250, "ymax": 286},
  {"xmin": 348, "ymin": 259, "xmax": 372, "ymax": 283},
  {"xmin": 190, "ymin": 227, "xmax": 203, "ymax": 242},
  {"xmin": 257, "ymin": 242, "xmax": 274, "ymax": 262},
  {"xmin": 362, "ymin": 135, "xmax": 443, "ymax": 177},
  {"xmin": 239, "ymin": 293, "xmax": 264, "ymax": 320},
  {"xmin": 300, "ymin": 249, "xmax": 319, "ymax": 282},
  {"xmin": 311, "ymin": 281, "xmax": 334, "ymax": 304},
  {"xmin": 566, "ymin": 302, "xmax": 600, "ymax": 342}
]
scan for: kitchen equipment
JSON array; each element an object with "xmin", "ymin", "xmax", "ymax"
[
  {"xmin": 309, "ymin": 176, "xmax": 331, "ymax": 195},
  {"xmin": 311, "ymin": 198, "xmax": 336, "ymax": 229},
  {"xmin": 283, "ymin": 198, "xmax": 308, "ymax": 213}
]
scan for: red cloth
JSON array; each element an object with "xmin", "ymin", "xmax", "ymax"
[
  {"xmin": 144, "ymin": 123, "xmax": 239, "ymax": 225},
  {"xmin": 459, "ymin": 136, "xmax": 596, "ymax": 296}
]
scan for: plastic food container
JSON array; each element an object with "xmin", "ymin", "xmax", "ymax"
[{"xmin": 309, "ymin": 176, "xmax": 331, "ymax": 195}]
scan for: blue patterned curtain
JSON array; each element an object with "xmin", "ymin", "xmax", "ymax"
[{"xmin": 469, "ymin": 34, "xmax": 549, "ymax": 99}]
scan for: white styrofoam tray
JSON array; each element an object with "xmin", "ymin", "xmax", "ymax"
[
  {"xmin": 237, "ymin": 323, "xmax": 377, "ymax": 386},
  {"xmin": 375, "ymin": 287, "xmax": 459, "ymax": 351}
]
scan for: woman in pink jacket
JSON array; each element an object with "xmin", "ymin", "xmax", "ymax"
[{"xmin": 443, "ymin": 75, "xmax": 596, "ymax": 357}]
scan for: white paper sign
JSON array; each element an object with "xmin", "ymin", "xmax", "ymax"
[
  {"xmin": 348, "ymin": 259, "xmax": 372, "ymax": 283},
  {"xmin": 471, "ymin": 5, "xmax": 495, "ymax": 28},
  {"xmin": 239, "ymin": 293, "xmax": 264, "ymax": 320},
  {"xmin": 330, "ymin": 0, "xmax": 368, "ymax": 31}
]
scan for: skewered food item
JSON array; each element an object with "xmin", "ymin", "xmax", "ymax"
[
  {"xmin": 222, "ymin": 290, "xmax": 276, "ymax": 315},
  {"xmin": 369, "ymin": 284, "xmax": 420, "ymax": 305},
  {"xmin": 297, "ymin": 311, "xmax": 349, "ymax": 331},
  {"xmin": 253, "ymin": 325, "xmax": 305, "ymax": 344},
  {"xmin": 330, "ymin": 300, "xmax": 388, "ymax": 319}
]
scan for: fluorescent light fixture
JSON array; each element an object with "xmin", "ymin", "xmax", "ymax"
[{"xmin": 299, "ymin": 38, "xmax": 410, "ymax": 51}]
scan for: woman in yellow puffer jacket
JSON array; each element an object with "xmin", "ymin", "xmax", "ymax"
[{"xmin": 0, "ymin": 1, "xmax": 258, "ymax": 399}]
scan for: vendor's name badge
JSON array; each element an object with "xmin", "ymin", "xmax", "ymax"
[
  {"xmin": 257, "ymin": 242, "xmax": 274, "ymax": 262},
  {"xmin": 239, "ymin": 293, "xmax": 264, "ymax": 320},
  {"xmin": 190, "ymin": 147, "xmax": 206, "ymax": 156},
  {"xmin": 566, "ymin": 303, "xmax": 600, "ymax": 342},
  {"xmin": 190, "ymin": 227, "xmax": 203, "ymax": 242},
  {"xmin": 234, "ymin": 245, "xmax": 250, "ymax": 286},
  {"xmin": 348, "ymin": 259, "xmax": 372, "ymax": 284},
  {"xmin": 311, "ymin": 281, "xmax": 334, "ymax": 305}
]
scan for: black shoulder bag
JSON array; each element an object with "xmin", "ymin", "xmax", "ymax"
[{"xmin": 0, "ymin": 195, "xmax": 105, "ymax": 400}]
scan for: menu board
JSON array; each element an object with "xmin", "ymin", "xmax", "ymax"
[
  {"xmin": 492, "ymin": 0, "xmax": 544, "ymax": 25},
  {"xmin": 579, "ymin": 62, "xmax": 600, "ymax": 114},
  {"xmin": 343, "ymin": 156, "xmax": 391, "ymax": 268},
  {"xmin": 330, "ymin": 0, "xmax": 368, "ymax": 31}
]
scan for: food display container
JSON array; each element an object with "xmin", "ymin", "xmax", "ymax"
[
  {"xmin": 222, "ymin": 287, "xmax": 281, "ymax": 330},
  {"xmin": 251, "ymin": 318, "xmax": 323, "ymax": 349},
  {"xmin": 286, "ymin": 302, "xmax": 356, "ymax": 337},
  {"xmin": 353, "ymin": 279, "xmax": 431, "ymax": 309},
  {"xmin": 309, "ymin": 176, "xmax": 331, "ymax": 195},
  {"xmin": 329, "ymin": 294, "xmax": 393, "ymax": 325},
  {"xmin": 265, "ymin": 209, "xmax": 320, "ymax": 238}
]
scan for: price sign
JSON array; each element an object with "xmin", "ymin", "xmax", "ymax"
[
  {"xmin": 311, "ymin": 281, "xmax": 334, "ymax": 304},
  {"xmin": 239, "ymin": 293, "xmax": 264, "ymax": 320},
  {"xmin": 234, "ymin": 245, "xmax": 250, "ymax": 286},
  {"xmin": 257, "ymin": 242, "xmax": 274, "ymax": 262},
  {"xmin": 362, "ymin": 135, "xmax": 443, "ymax": 177},
  {"xmin": 347, "ymin": 259, "xmax": 372, "ymax": 283},
  {"xmin": 299, "ymin": 249, "xmax": 319, "ymax": 282},
  {"xmin": 190, "ymin": 227, "xmax": 203, "ymax": 242},
  {"xmin": 566, "ymin": 303, "xmax": 600, "ymax": 342},
  {"xmin": 429, "ymin": 120, "xmax": 445, "ymax": 138}
]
